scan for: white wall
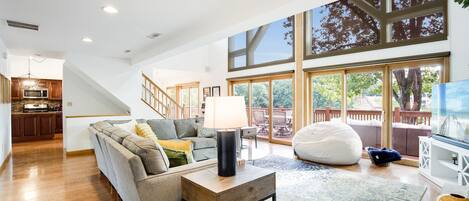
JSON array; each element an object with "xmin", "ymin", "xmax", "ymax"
[
  {"xmin": 64, "ymin": 116, "xmax": 131, "ymax": 152},
  {"xmin": 64, "ymin": 54, "xmax": 158, "ymax": 119},
  {"xmin": 62, "ymin": 66, "xmax": 129, "ymax": 116},
  {"xmin": 62, "ymin": 54, "xmax": 163, "ymax": 151},
  {"xmin": 9, "ymin": 55, "xmax": 64, "ymax": 80},
  {"xmin": 448, "ymin": 1, "xmax": 469, "ymax": 81},
  {"xmin": 150, "ymin": 39, "xmax": 229, "ymax": 105},
  {"xmin": 0, "ymin": 38, "xmax": 11, "ymax": 166}
]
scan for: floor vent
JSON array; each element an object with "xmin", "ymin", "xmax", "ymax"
[{"xmin": 6, "ymin": 20, "xmax": 39, "ymax": 31}]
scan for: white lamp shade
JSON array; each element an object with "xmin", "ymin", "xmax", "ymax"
[{"xmin": 204, "ymin": 96, "xmax": 248, "ymax": 129}]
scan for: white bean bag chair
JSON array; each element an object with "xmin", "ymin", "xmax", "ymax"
[{"xmin": 293, "ymin": 121, "xmax": 363, "ymax": 165}]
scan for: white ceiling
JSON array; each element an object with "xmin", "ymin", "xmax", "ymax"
[{"xmin": 0, "ymin": 0, "xmax": 332, "ymax": 65}]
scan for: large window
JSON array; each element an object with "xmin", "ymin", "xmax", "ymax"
[
  {"xmin": 305, "ymin": 0, "xmax": 447, "ymax": 58},
  {"xmin": 166, "ymin": 82, "xmax": 200, "ymax": 118},
  {"xmin": 308, "ymin": 58, "xmax": 447, "ymax": 161},
  {"xmin": 228, "ymin": 17, "xmax": 294, "ymax": 71}
]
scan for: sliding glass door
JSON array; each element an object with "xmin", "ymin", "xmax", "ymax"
[
  {"xmin": 390, "ymin": 63, "xmax": 442, "ymax": 159},
  {"xmin": 272, "ymin": 78, "xmax": 294, "ymax": 142},
  {"xmin": 311, "ymin": 73, "xmax": 343, "ymax": 123},
  {"xmin": 229, "ymin": 74, "xmax": 294, "ymax": 145},
  {"xmin": 346, "ymin": 70, "xmax": 384, "ymax": 149},
  {"xmin": 308, "ymin": 58, "xmax": 447, "ymax": 162},
  {"xmin": 251, "ymin": 81, "xmax": 270, "ymax": 140}
]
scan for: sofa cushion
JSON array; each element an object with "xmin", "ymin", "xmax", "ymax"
[
  {"xmin": 174, "ymin": 119, "xmax": 197, "ymax": 138},
  {"xmin": 181, "ymin": 137, "xmax": 216, "ymax": 149},
  {"xmin": 110, "ymin": 128, "xmax": 132, "ymax": 144},
  {"xmin": 196, "ymin": 123, "xmax": 217, "ymax": 138},
  {"xmin": 193, "ymin": 148, "xmax": 217, "ymax": 161},
  {"xmin": 122, "ymin": 135, "xmax": 169, "ymax": 175},
  {"xmin": 102, "ymin": 126, "xmax": 121, "ymax": 137},
  {"xmin": 92, "ymin": 121, "xmax": 113, "ymax": 132},
  {"xmin": 147, "ymin": 119, "xmax": 178, "ymax": 140}
]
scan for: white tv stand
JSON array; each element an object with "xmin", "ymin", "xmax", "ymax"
[{"xmin": 419, "ymin": 136, "xmax": 469, "ymax": 187}]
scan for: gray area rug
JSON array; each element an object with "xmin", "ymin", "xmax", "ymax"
[{"xmin": 250, "ymin": 155, "xmax": 427, "ymax": 201}]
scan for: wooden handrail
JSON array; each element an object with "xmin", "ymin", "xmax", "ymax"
[
  {"xmin": 142, "ymin": 73, "xmax": 181, "ymax": 107},
  {"xmin": 141, "ymin": 73, "xmax": 185, "ymax": 119}
]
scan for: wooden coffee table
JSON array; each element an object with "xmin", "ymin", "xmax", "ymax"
[{"xmin": 181, "ymin": 164, "xmax": 276, "ymax": 201}]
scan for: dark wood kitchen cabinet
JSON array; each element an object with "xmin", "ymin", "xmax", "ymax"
[
  {"xmin": 11, "ymin": 78, "xmax": 22, "ymax": 100},
  {"xmin": 12, "ymin": 112, "xmax": 61, "ymax": 143},
  {"xmin": 55, "ymin": 112, "xmax": 63, "ymax": 133},
  {"xmin": 49, "ymin": 80, "xmax": 62, "ymax": 100},
  {"xmin": 10, "ymin": 77, "xmax": 62, "ymax": 100}
]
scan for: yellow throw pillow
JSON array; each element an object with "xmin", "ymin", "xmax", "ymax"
[
  {"xmin": 135, "ymin": 123, "xmax": 195, "ymax": 163},
  {"xmin": 158, "ymin": 140, "xmax": 195, "ymax": 163},
  {"xmin": 136, "ymin": 123, "xmax": 156, "ymax": 138}
]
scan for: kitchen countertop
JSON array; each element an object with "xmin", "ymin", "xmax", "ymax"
[{"xmin": 12, "ymin": 111, "xmax": 63, "ymax": 115}]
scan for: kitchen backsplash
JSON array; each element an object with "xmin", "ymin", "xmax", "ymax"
[{"xmin": 12, "ymin": 100, "xmax": 62, "ymax": 112}]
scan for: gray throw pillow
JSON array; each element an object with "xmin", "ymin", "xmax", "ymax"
[
  {"xmin": 110, "ymin": 128, "xmax": 132, "ymax": 144},
  {"xmin": 92, "ymin": 121, "xmax": 113, "ymax": 132},
  {"xmin": 174, "ymin": 119, "xmax": 197, "ymax": 138},
  {"xmin": 196, "ymin": 123, "xmax": 217, "ymax": 138},
  {"xmin": 122, "ymin": 135, "xmax": 170, "ymax": 175},
  {"xmin": 146, "ymin": 119, "xmax": 178, "ymax": 140},
  {"xmin": 102, "ymin": 126, "xmax": 121, "ymax": 137}
]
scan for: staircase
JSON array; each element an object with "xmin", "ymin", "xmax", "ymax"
[{"xmin": 141, "ymin": 73, "xmax": 185, "ymax": 119}]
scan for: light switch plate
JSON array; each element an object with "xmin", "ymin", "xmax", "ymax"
[{"xmin": 66, "ymin": 102, "xmax": 72, "ymax": 107}]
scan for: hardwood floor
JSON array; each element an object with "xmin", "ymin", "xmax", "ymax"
[{"xmin": 0, "ymin": 138, "xmax": 440, "ymax": 201}]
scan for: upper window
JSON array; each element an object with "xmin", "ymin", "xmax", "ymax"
[
  {"xmin": 305, "ymin": 0, "xmax": 446, "ymax": 58},
  {"xmin": 228, "ymin": 17, "xmax": 294, "ymax": 70}
]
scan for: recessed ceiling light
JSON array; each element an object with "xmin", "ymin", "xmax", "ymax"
[
  {"xmin": 102, "ymin": 6, "xmax": 119, "ymax": 14},
  {"xmin": 82, "ymin": 37, "xmax": 93, "ymax": 43},
  {"xmin": 146, "ymin": 33, "xmax": 161, "ymax": 39}
]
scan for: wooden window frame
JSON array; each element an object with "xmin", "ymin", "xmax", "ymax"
[
  {"xmin": 228, "ymin": 73, "xmax": 295, "ymax": 146},
  {"xmin": 168, "ymin": 82, "xmax": 200, "ymax": 118},
  {"xmin": 305, "ymin": 56, "xmax": 449, "ymax": 166},
  {"xmin": 228, "ymin": 16, "xmax": 296, "ymax": 72},
  {"xmin": 304, "ymin": 0, "xmax": 448, "ymax": 60}
]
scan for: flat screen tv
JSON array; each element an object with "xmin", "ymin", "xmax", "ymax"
[{"xmin": 431, "ymin": 79, "xmax": 469, "ymax": 149}]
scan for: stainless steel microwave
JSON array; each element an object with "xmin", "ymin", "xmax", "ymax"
[{"xmin": 23, "ymin": 89, "xmax": 48, "ymax": 99}]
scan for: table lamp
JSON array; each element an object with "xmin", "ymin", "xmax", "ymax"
[{"xmin": 204, "ymin": 96, "xmax": 248, "ymax": 177}]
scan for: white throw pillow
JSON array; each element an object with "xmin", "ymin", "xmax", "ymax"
[{"xmin": 116, "ymin": 119, "xmax": 138, "ymax": 134}]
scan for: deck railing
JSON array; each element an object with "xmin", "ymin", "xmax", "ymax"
[{"xmin": 313, "ymin": 107, "xmax": 432, "ymax": 126}]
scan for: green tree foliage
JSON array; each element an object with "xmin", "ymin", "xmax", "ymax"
[
  {"xmin": 312, "ymin": 74, "xmax": 342, "ymax": 109},
  {"xmin": 455, "ymin": 0, "xmax": 469, "ymax": 8},
  {"xmin": 252, "ymin": 83, "xmax": 269, "ymax": 108},
  {"xmin": 273, "ymin": 79, "xmax": 292, "ymax": 108}
]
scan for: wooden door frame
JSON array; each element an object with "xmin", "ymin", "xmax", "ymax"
[{"xmin": 228, "ymin": 73, "xmax": 294, "ymax": 146}]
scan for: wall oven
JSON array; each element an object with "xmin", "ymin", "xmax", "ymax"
[{"xmin": 23, "ymin": 89, "xmax": 48, "ymax": 99}]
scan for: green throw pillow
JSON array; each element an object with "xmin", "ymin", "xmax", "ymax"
[{"xmin": 163, "ymin": 148, "xmax": 188, "ymax": 167}]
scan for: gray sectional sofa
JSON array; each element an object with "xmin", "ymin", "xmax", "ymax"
[{"xmin": 88, "ymin": 118, "xmax": 240, "ymax": 201}]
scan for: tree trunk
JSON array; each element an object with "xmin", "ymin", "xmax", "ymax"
[{"xmin": 392, "ymin": 68, "xmax": 423, "ymax": 112}]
